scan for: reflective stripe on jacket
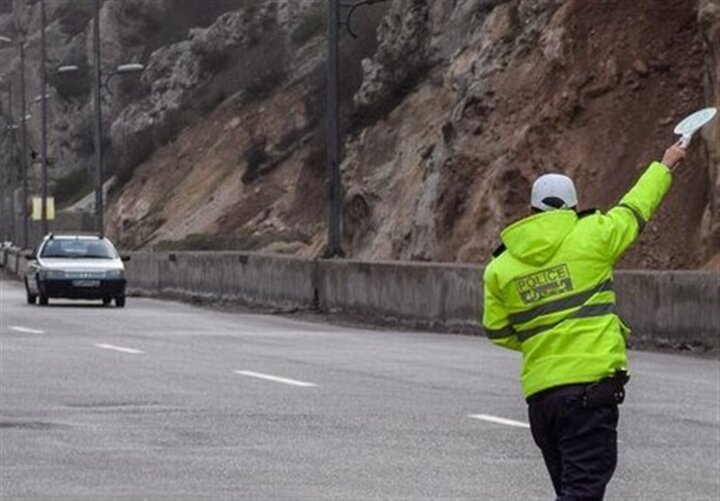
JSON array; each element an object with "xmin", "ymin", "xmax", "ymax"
[{"xmin": 482, "ymin": 161, "xmax": 672, "ymax": 398}]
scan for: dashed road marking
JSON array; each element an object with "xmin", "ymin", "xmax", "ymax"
[
  {"xmin": 94, "ymin": 343, "xmax": 143, "ymax": 354},
  {"xmin": 234, "ymin": 370, "xmax": 317, "ymax": 387},
  {"xmin": 10, "ymin": 326, "xmax": 45, "ymax": 334},
  {"xmin": 469, "ymin": 414, "xmax": 530, "ymax": 428}
]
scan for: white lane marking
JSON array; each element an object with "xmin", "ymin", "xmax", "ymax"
[
  {"xmin": 94, "ymin": 343, "xmax": 143, "ymax": 354},
  {"xmin": 234, "ymin": 370, "xmax": 317, "ymax": 387},
  {"xmin": 10, "ymin": 326, "xmax": 45, "ymax": 334},
  {"xmin": 469, "ymin": 414, "xmax": 530, "ymax": 428}
]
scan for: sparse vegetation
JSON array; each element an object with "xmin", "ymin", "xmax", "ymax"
[
  {"xmin": 154, "ymin": 230, "xmax": 310, "ymax": 252},
  {"xmin": 242, "ymin": 43, "xmax": 288, "ymax": 101},
  {"xmin": 350, "ymin": 63, "xmax": 433, "ymax": 132},
  {"xmin": 276, "ymin": 127, "xmax": 306, "ymax": 153},
  {"xmin": 244, "ymin": 66, "xmax": 286, "ymax": 101},
  {"xmin": 111, "ymin": 163, "xmax": 140, "ymax": 196},
  {"xmin": 198, "ymin": 48, "xmax": 231, "ymax": 75},
  {"xmin": 242, "ymin": 136, "xmax": 268, "ymax": 183},
  {"xmin": 72, "ymin": 116, "xmax": 95, "ymax": 156},
  {"xmin": 56, "ymin": 0, "xmax": 93, "ymax": 36},
  {"xmin": 302, "ymin": 133, "xmax": 326, "ymax": 174},
  {"xmin": 154, "ymin": 233, "xmax": 238, "ymax": 251},
  {"xmin": 108, "ymin": 153, "xmax": 158, "ymax": 202},
  {"xmin": 51, "ymin": 65, "xmax": 92, "ymax": 102},
  {"xmin": 53, "ymin": 168, "xmax": 94, "ymax": 208},
  {"xmin": 291, "ymin": 5, "xmax": 325, "ymax": 45}
]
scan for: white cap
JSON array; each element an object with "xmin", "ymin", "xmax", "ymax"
[{"xmin": 531, "ymin": 174, "xmax": 578, "ymax": 211}]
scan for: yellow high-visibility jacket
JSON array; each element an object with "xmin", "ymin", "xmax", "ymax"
[{"xmin": 482, "ymin": 162, "xmax": 672, "ymax": 398}]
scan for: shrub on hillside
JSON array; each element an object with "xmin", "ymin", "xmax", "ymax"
[
  {"xmin": 53, "ymin": 168, "xmax": 93, "ymax": 208},
  {"xmin": 242, "ymin": 136, "xmax": 268, "ymax": 183},
  {"xmin": 291, "ymin": 5, "xmax": 325, "ymax": 45}
]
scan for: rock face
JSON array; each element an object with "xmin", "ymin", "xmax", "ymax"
[
  {"xmin": 0, "ymin": 0, "xmax": 239, "ymax": 207},
  {"xmin": 109, "ymin": 4, "xmax": 280, "ymax": 175},
  {"xmin": 103, "ymin": 0, "xmax": 383, "ymax": 251},
  {"xmin": 346, "ymin": 0, "xmax": 717, "ymax": 268},
  {"xmin": 1, "ymin": 0, "xmax": 718, "ymax": 269}
]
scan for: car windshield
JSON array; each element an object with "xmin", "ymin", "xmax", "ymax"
[{"xmin": 40, "ymin": 239, "xmax": 117, "ymax": 259}]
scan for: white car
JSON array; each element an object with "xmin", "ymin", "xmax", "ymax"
[{"xmin": 24, "ymin": 234, "xmax": 129, "ymax": 307}]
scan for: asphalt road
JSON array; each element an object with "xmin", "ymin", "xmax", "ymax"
[{"xmin": 0, "ymin": 277, "xmax": 718, "ymax": 500}]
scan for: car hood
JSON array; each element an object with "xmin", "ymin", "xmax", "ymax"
[{"xmin": 38, "ymin": 258, "xmax": 124, "ymax": 271}]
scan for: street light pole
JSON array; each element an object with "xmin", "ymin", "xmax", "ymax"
[
  {"xmin": 0, "ymin": 108, "xmax": 4, "ymax": 244},
  {"xmin": 40, "ymin": 0, "xmax": 48, "ymax": 237},
  {"xmin": 326, "ymin": 0, "xmax": 342, "ymax": 258},
  {"xmin": 0, "ymin": 80, "xmax": 7, "ymax": 243},
  {"xmin": 7, "ymin": 82, "xmax": 17, "ymax": 244},
  {"xmin": 92, "ymin": 0, "xmax": 104, "ymax": 236},
  {"xmin": 0, "ymin": 34, "xmax": 29, "ymax": 248},
  {"xmin": 324, "ymin": 0, "xmax": 385, "ymax": 258},
  {"xmin": 19, "ymin": 40, "xmax": 28, "ymax": 248},
  {"xmin": 0, "ymin": 131, "xmax": 4, "ymax": 244},
  {"xmin": 0, "ymin": 83, "xmax": 9, "ymax": 244}
]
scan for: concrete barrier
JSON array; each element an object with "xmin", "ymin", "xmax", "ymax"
[
  {"xmin": 319, "ymin": 259, "xmax": 482, "ymax": 332},
  {"xmin": 615, "ymin": 271, "xmax": 719, "ymax": 349},
  {"xmin": 124, "ymin": 252, "xmax": 719, "ymax": 350},
  {"xmin": 1, "ymin": 247, "xmax": 23, "ymax": 276},
  {"xmin": 2, "ymin": 248, "xmax": 718, "ymax": 351},
  {"xmin": 126, "ymin": 251, "xmax": 318, "ymax": 310}
]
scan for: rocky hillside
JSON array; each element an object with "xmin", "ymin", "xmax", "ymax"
[
  {"xmin": 0, "ymin": 0, "xmax": 241, "ymax": 206},
  {"xmin": 1, "ymin": 0, "xmax": 718, "ymax": 269}
]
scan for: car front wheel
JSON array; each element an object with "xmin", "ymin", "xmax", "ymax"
[
  {"xmin": 38, "ymin": 294, "xmax": 48, "ymax": 306},
  {"xmin": 25, "ymin": 279, "xmax": 37, "ymax": 305},
  {"xmin": 115, "ymin": 295, "xmax": 126, "ymax": 308}
]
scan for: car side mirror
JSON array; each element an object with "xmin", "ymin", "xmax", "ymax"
[
  {"xmin": 120, "ymin": 255, "xmax": 131, "ymax": 262},
  {"xmin": 24, "ymin": 252, "xmax": 36, "ymax": 261}
]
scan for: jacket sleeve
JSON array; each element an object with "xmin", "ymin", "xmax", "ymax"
[
  {"xmin": 482, "ymin": 267, "xmax": 522, "ymax": 351},
  {"xmin": 600, "ymin": 161, "xmax": 673, "ymax": 262}
]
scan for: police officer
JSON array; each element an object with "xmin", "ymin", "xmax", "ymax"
[{"xmin": 482, "ymin": 141, "xmax": 687, "ymax": 500}]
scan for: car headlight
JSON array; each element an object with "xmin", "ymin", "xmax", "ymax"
[
  {"xmin": 105, "ymin": 270, "xmax": 125, "ymax": 279},
  {"xmin": 42, "ymin": 269, "xmax": 66, "ymax": 279}
]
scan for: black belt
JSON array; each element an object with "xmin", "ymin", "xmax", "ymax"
[{"xmin": 527, "ymin": 370, "xmax": 630, "ymax": 408}]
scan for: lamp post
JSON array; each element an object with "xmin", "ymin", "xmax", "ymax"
[
  {"xmin": 5, "ymin": 82, "xmax": 17, "ymax": 244},
  {"xmin": 57, "ymin": 60, "xmax": 140, "ymax": 237},
  {"xmin": 326, "ymin": 0, "xmax": 341, "ymax": 257},
  {"xmin": 92, "ymin": 0, "xmax": 103, "ymax": 235},
  {"xmin": 0, "ymin": 111, "xmax": 5, "ymax": 243},
  {"xmin": 325, "ymin": 0, "xmax": 386, "ymax": 258},
  {"xmin": 0, "ymin": 127, "xmax": 6, "ymax": 243},
  {"xmin": 0, "ymin": 76, "xmax": 7, "ymax": 244},
  {"xmin": 91, "ymin": 0, "xmax": 144, "ymax": 235},
  {"xmin": 0, "ymin": 34, "xmax": 29, "ymax": 248},
  {"xmin": 0, "ymin": 79, "xmax": 16, "ymax": 245},
  {"xmin": 38, "ymin": 0, "xmax": 85, "ymax": 239},
  {"xmin": 40, "ymin": 0, "xmax": 48, "ymax": 237},
  {"xmin": 29, "ymin": 54, "xmax": 138, "ymax": 238},
  {"xmin": 19, "ymin": 38, "xmax": 28, "ymax": 248}
]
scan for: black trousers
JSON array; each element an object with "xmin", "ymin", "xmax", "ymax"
[{"xmin": 527, "ymin": 385, "xmax": 619, "ymax": 501}]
